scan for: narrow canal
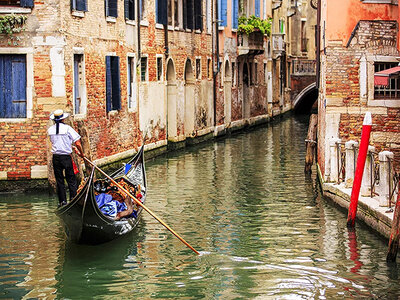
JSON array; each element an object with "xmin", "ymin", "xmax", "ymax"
[{"xmin": 1, "ymin": 116, "xmax": 399, "ymax": 298}]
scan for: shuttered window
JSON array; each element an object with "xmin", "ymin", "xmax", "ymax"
[
  {"xmin": 156, "ymin": 0, "xmax": 167, "ymax": 25},
  {"xmin": 0, "ymin": 0, "xmax": 34, "ymax": 7},
  {"xmin": 194, "ymin": 0, "xmax": 202, "ymax": 30},
  {"xmin": 105, "ymin": 0, "xmax": 118, "ymax": 17},
  {"xmin": 218, "ymin": 0, "xmax": 227, "ymax": 27},
  {"xmin": 255, "ymin": 0, "xmax": 260, "ymax": 17},
  {"xmin": 124, "ymin": 0, "xmax": 135, "ymax": 20},
  {"xmin": 232, "ymin": 0, "xmax": 238, "ymax": 29},
  {"xmin": 105, "ymin": 56, "xmax": 121, "ymax": 112},
  {"xmin": 71, "ymin": 0, "xmax": 87, "ymax": 11},
  {"xmin": 0, "ymin": 54, "xmax": 26, "ymax": 118}
]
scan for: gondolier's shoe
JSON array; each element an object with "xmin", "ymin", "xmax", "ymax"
[{"xmin": 58, "ymin": 201, "xmax": 67, "ymax": 208}]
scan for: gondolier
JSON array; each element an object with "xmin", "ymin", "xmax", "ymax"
[{"xmin": 48, "ymin": 109, "xmax": 84, "ymax": 207}]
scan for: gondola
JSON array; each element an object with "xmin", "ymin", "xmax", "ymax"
[{"xmin": 56, "ymin": 145, "xmax": 147, "ymax": 245}]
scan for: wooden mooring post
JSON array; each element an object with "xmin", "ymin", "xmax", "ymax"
[
  {"xmin": 305, "ymin": 114, "xmax": 318, "ymax": 174},
  {"xmin": 387, "ymin": 188, "xmax": 400, "ymax": 262}
]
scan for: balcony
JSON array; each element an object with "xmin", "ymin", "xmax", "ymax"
[
  {"xmin": 292, "ymin": 59, "xmax": 316, "ymax": 75},
  {"xmin": 237, "ymin": 30, "xmax": 265, "ymax": 56},
  {"xmin": 272, "ymin": 33, "xmax": 285, "ymax": 58}
]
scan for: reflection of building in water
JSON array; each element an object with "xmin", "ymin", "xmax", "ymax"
[{"xmin": 0, "ymin": 200, "xmax": 60, "ymax": 298}]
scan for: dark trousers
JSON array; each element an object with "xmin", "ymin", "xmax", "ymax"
[{"xmin": 53, "ymin": 154, "xmax": 78, "ymax": 204}]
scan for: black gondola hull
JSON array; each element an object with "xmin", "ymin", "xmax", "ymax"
[{"xmin": 56, "ymin": 146, "xmax": 146, "ymax": 245}]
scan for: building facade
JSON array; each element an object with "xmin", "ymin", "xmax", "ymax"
[
  {"xmin": 317, "ymin": 0, "xmax": 400, "ymax": 181},
  {"xmin": 0, "ymin": 0, "xmax": 317, "ymax": 185}
]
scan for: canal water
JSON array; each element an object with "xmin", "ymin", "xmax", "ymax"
[{"xmin": 1, "ymin": 116, "xmax": 399, "ymax": 299}]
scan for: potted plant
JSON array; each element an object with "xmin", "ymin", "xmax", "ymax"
[{"xmin": 238, "ymin": 15, "xmax": 272, "ymax": 36}]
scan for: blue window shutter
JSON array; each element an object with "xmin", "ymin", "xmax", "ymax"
[
  {"xmin": 124, "ymin": 0, "xmax": 129, "ymax": 19},
  {"xmin": 156, "ymin": 0, "xmax": 167, "ymax": 25},
  {"xmin": 255, "ymin": 0, "xmax": 260, "ymax": 17},
  {"xmin": 232, "ymin": 0, "xmax": 238, "ymax": 29},
  {"xmin": 105, "ymin": 56, "xmax": 112, "ymax": 112},
  {"xmin": 194, "ymin": 0, "xmax": 202, "ymax": 30},
  {"xmin": 111, "ymin": 57, "xmax": 121, "ymax": 111},
  {"xmin": 11, "ymin": 56, "xmax": 26, "ymax": 118},
  {"xmin": 106, "ymin": 0, "xmax": 117, "ymax": 17},
  {"xmin": 0, "ymin": 56, "xmax": 6, "ymax": 118},
  {"xmin": 186, "ymin": 0, "xmax": 194, "ymax": 29},
  {"xmin": 20, "ymin": 0, "xmax": 34, "ymax": 8},
  {"xmin": 219, "ymin": 0, "xmax": 227, "ymax": 27},
  {"xmin": 76, "ymin": 0, "xmax": 87, "ymax": 11}
]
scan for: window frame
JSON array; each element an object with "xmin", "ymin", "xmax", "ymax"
[
  {"xmin": 156, "ymin": 55, "xmax": 163, "ymax": 82},
  {"xmin": 0, "ymin": 48, "xmax": 33, "ymax": 122},
  {"xmin": 127, "ymin": 53, "xmax": 137, "ymax": 112},
  {"xmin": 73, "ymin": 50, "xmax": 87, "ymax": 117},
  {"xmin": 140, "ymin": 56, "xmax": 148, "ymax": 82},
  {"xmin": 105, "ymin": 55, "xmax": 121, "ymax": 112},
  {"xmin": 366, "ymin": 55, "xmax": 400, "ymax": 108}
]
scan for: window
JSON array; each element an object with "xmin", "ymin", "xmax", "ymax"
[
  {"xmin": 255, "ymin": 0, "xmax": 260, "ymax": 17},
  {"xmin": 301, "ymin": 20, "xmax": 307, "ymax": 52},
  {"xmin": 127, "ymin": 56, "xmax": 136, "ymax": 110},
  {"xmin": 207, "ymin": 58, "xmax": 212, "ymax": 79},
  {"xmin": 71, "ymin": 0, "xmax": 87, "ymax": 11},
  {"xmin": 218, "ymin": 0, "xmax": 227, "ymax": 27},
  {"xmin": 105, "ymin": 0, "xmax": 118, "ymax": 17},
  {"xmin": 232, "ymin": 62, "xmax": 236, "ymax": 86},
  {"xmin": 374, "ymin": 62, "xmax": 400, "ymax": 99},
  {"xmin": 183, "ymin": 0, "xmax": 202, "ymax": 30},
  {"xmin": 156, "ymin": 0, "xmax": 167, "ymax": 24},
  {"xmin": 157, "ymin": 56, "xmax": 163, "ymax": 81},
  {"xmin": 254, "ymin": 63, "xmax": 258, "ymax": 85},
  {"xmin": 0, "ymin": 0, "xmax": 33, "ymax": 7},
  {"xmin": 264, "ymin": 62, "xmax": 267, "ymax": 84},
  {"xmin": 140, "ymin": 57, "xmax": 147, "ymax": 81},
  {"xmin": 125, "ymin": 0, "xmax": 135, "ymax": 21},
  {"xmin": 206, "ymin": 0, "xmax": 212, "ymax": 33},
  {"xmin": 196, "ymin": 58, "xmax": 201, "ymax": 79},
  {"xmin": 139, "ymin": 0, "xmax": 146, "ymax": 20},
  {"xmin": 73, "ymin": 54, "xmax": 86, "ymax": 115},
  {"xmin": 0, "ymin": 54, "xmax": 26, "ymax": 118},
  {"xmin": 232, "ymin": 0, "xmax": 238, "ymax": 29},
  {"xmin": 105, "ymin": 56, "xmax": 121, "ymax": 112}
]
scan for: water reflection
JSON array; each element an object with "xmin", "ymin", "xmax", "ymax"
[{"xmin": 1, "ymin": 116, "xmax": 400, "ymax": 298}]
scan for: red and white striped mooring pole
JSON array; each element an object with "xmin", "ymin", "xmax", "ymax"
[{"xmin": 347, "ymin": 112, "xmax": 372, "ymax": 228}]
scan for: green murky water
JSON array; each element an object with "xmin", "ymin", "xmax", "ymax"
[{"xmin": 1, "ymin": 116, "xmax": 399, "ymax": 299}]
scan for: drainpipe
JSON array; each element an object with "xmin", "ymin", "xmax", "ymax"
[
  {"xmin": 315, "ymin": 0, "xmax": 321, "ymax": 89},
  {"xmin": 136, "ymin": 0, "xmax": 141, "ymax": 67},
  {"xmin": 213, "ymin": 0, "xmax": 221, "ymax": 127},
  {"xmin": 164, "ymin": 1, "xmax": 169, "ymax": 57}
]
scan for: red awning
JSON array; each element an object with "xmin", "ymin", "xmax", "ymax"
[{"xmin": 374, "ymin": 66, "xmax": 400, "ymax": 87}]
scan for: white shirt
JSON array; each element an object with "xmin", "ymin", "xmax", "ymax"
[{"xmin": 48, "ymin": 123, "xmax": 81, "ymax": 155}]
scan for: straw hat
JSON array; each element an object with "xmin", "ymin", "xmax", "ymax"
[{"xmin": 50, "ymin": 109, "xmax": 70, "ymax": 120}]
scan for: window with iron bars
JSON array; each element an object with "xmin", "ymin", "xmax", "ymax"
[{"xmin": 374, "ymin": 62, "xmax": 400, "ymax": 99}]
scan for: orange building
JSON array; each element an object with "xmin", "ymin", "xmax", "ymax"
[{"xmin": 317, "ymin": 0, "xmax": 400, "ymax": 181}]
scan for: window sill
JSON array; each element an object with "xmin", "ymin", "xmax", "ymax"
[
  {"xmin": 73, "ymin": 113, "xmax": 87, "ymax": 120},
  {"xmin": 0, "ymin": 118, "xmax": 28, "ymax": 123},
  {"xmin": 71, "ymin": 10, "xmax": 85, "ymax": 18},
  {"xmin": 106, "ymin": 16, "xmax": 117, "ymax": 23},
  {"xmin": 155, "ymin": 23, "xmax": 164, "ymax": 29},
  {"xmin": 195, "ymin": 29, "xmax": 201, "ymax": 34},
  {"xmin": 126, "ymin": 20, "xmax": 136, "ymax": 26},
  {"xmin": 108, "ymin": 110, "xmax": 119, "ymax": 116},
  {"xmin": 0, "ymin": 7, "xmax": 31, "ymax": 14},
  {"xmin": 140, "ymin": 20, "xmax": 149, "ymax": 27},
  {"xmin": 218, "ymin": 26, "xmax": 225, "ymax": 31}
]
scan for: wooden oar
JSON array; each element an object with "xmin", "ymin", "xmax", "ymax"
[{"xmin": 82, "ymin": 155, "xmax": 200, "ymax": 255}]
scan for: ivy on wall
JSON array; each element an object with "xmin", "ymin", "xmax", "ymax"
[{"xmin": 0, "ymin": 14, "xmax": 27, "ymax": 45}]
